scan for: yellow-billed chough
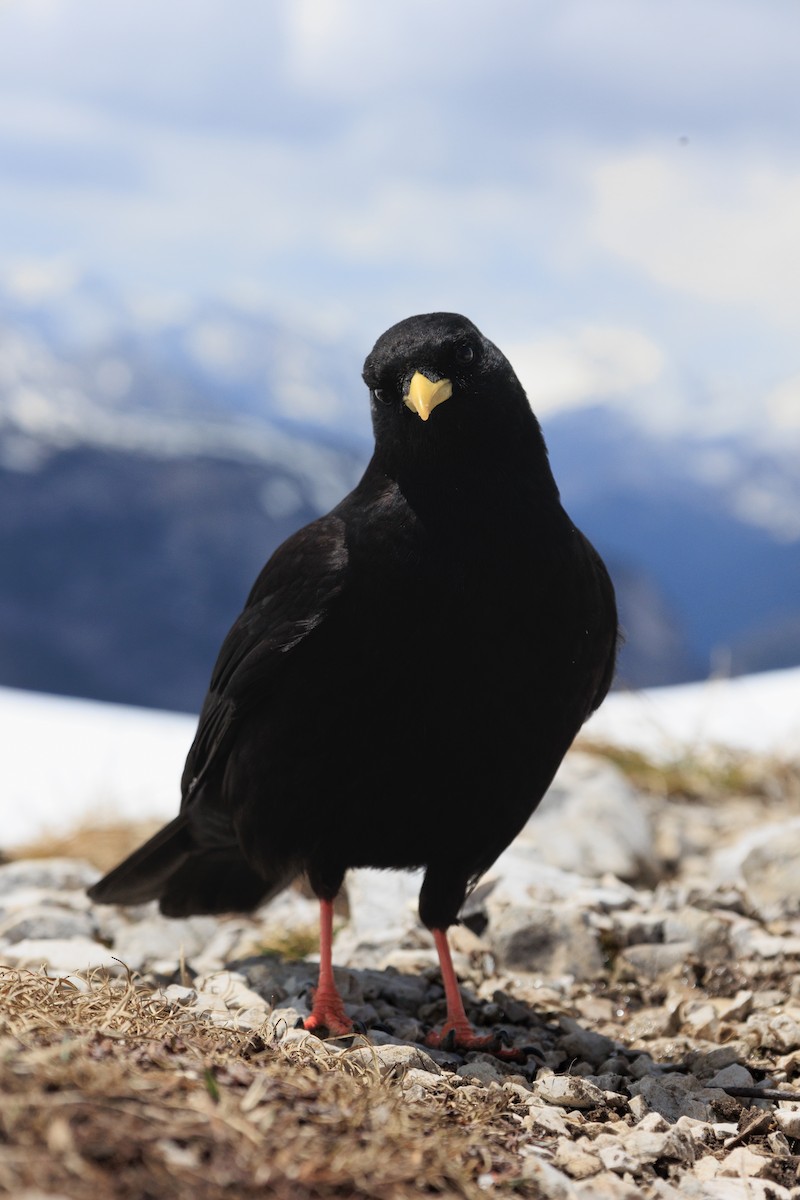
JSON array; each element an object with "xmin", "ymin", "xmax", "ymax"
[{"xmin": 89, "ymin": 312, "xmax": 618, "ymax": 1053}]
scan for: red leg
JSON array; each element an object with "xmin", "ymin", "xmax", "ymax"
[
  {"xmin": 425, "ymin": 928, "xmax": 523, "ymax": 1059},
  {"xmin": 303, "ymin": 897, "xmax": 353, "ymax": 1036},
  {"xmin": 425, "ymin": 928, "xmax": 481, "ymax": 1046}
]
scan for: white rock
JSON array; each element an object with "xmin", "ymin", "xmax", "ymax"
[
  {"xmin": 774, "ymin": 1107, "xmax": 800, "ymax": 1138},
  {"xmin": 625, "ymin": 1126, "xmax": 696, "ymax": 1165},
  {"xmin": 401, "ymin": 1067, "xmax": 446, "ymax": 1091},
  {"xmin": 636, "ymin": 1111, "xmax": 670, "ymax": 1132},
  {"xmin": 490, "ymin": 903, "xmax": 604, "ymax": 979},
  {"xmin": 712, "ymin": 817, "xmax": 800, "ymax": 915},
  {"xmin": 618, "ymin": 941, "xmax": 693, "ymax": 979},
  {"xmin": 515, "ymin": 753, "xmax": 656, "ymax": 883},
  {"xmin": 596, "ymin": 1143, "xmax": 638, "ymax": 1175},
  {"xmin": 690, "ymin": 1182, "xmax": 792, "ymax": 1199},
  {"xmin": 522, "ymin": 1105, "xmax": 569, "ymax": 1136},
  {"xmin": 662, "ymin": 907, "xmax": 730, "ymax": 957},
  {"xmin": 104, "ymin": 911, "xmax": 221, "ymax": 969},
  {"xmin": 0, "ymin": 906, "xmax": 96, "ymax": 943},
  {"xmin": 2, "ymin": 936, "xmax": 121, "ymax": 972},
  {"xmin": 192, "ymin": 969, "xmax": 269, "ymax": 1013},
  {"xmin": 552, "ymin": 1137, "xmax": 603, "ymax": 1180},
  {"xmin": 335, "ymin": 867, "xmax": 423, "ymax": 955},
  {"xmin": 534, "ymin": 1075, "xmax": 606, "ymax": 1110},
  {"xmin": 0, "ymin": 858, "xmax": 99, "ymax": 894},
  {"xmin": 519, "ymin": 1151, "xmax": 580, "ymax": 1197},
  {"xmin": 718, "ymin": 1145, "xmax": 770, "ymax": 1177},
  {"xmin": 344, "ymin": 1043, "xmax": 441, "ymax": 1076}
]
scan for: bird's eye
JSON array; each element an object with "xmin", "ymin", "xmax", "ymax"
[
  {"xmin": 373, "ymin": 387, "xmax": 390, "ymax": 404},
  {"xmin": 455, "ymin": 343, "xmax": 475, "ymax": 365}
]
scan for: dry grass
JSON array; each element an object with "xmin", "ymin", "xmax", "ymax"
[
  {"xmin": 8, "ymin": 820, "xmax": 163, "ymax": 872},
  {"xmin": 578, "ymin": 738, "xmax": 800, "ymax": 805},
  {"xmin": 0, "ymin": 966, "xmax": 534, "ymax": 1200},
  {"xmin": 5, "ymin": 745, "xmax": 798, "ymax": 1196}
]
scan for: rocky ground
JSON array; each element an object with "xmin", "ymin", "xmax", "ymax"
[{"xmin": 2, "ymin": 743, "xmax": 800, "ymax": 1198}]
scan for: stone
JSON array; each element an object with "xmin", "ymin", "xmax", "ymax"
[
  {"xmin": 617, "ymin": 941, "xmax": 693, "ymax": 979},
  {"xmin": 344, "ymin": 1042, "xmax": 441, "ymax": 1077},
  {"xmin": 627, "ymin": 1094, "xmax": 650, "ymax": 1121},
  {"xmin": 767, "ymin": 1131, "xmax": 792, "ymax": 1155},
  {"xmin": 456, "ymin": 1059, "xmax": 507, "ymax": 1086},
  {"xmin": 552, "ymin": 1137, "xmax": 603, "ymax": 1180},
  {"xmin": 3, "ymin": 936, "xmax": 122, "ymax": 973},
  {"xmin": 490, "ymin": 903, "xmax": 604, "ymax": 979},
  {"xmin": 662, "ymin": 907, "xmax": 730, "ymax": 958},
  {"xmin": 0, "ymin": 858, "xmax": 98, "ymax": 895},
  {"xmin": 718, "ymin": 1146, "xmax": 770, "ymax": 1177},
  {"xmin": 558, "ymin": 1017, "xmax": 617, "ymax": 1067},
  {"xmin": 682, "ymin": 1002, "xmax": 720, "ymax": 1039},
  {"xmin": 401, "ymin": 1067, "xmax": 447, "ymax": 1092},
  {"xmin": 518, "ymin": 752, "xmax": 656, "ymax": 883},
  {"xmin": 523, "ymin": 1104, "xmax": 571, "ymax": 1136},
  {"xmin": 519, "ymin": 1152, "xmax": 580, "ymax": 1197},
  {"xmin": 265, "ymin": 1006, "xmax": 304, "ymax": 1035},
  {"xmin": 706, "ymin": 1063, "xmax": 754, "ymax": 1089},
  {"xmin": 596, "ymin": 1143, "xmax": 638, "ymax": 1175},
  {"xmin": 0, "ymin": 907, "xmax": 95, "ymax": 943},
  {"xmin": 534, "ymin": 1075, "xmax": 606, "ymax": 1110},
  {"xmin": 102, "ymin": 911, "xmax": 221, "ymax": 971},
  {"xmin": 160, "ymin": 984, "xmax": 197, "ymax": 1005},
  {"xmin": 188, "ymin": 971, "xmax": 272, "ymax": 1030},
  {"xmin": 332, "ymin": 868, "xmax": 423, "ymax": 966},
  {"xmin": 773, "ymin": 1107, "xmax": 800, "ymax": 1138},
  {"xmin": 739, "ymin": 820, "xmax": 800, "ymax": 920},
  {"xmin": 629, "ymin": 1074, "xmax": 714, "ymax": 1123},
  {"xmin": 624, "ymin": 1126, "xmax": 696, "ymax": 1166},
  {"xmin": 574, "ymin": 1177, "xmax": 644, "ymax": 1200}
]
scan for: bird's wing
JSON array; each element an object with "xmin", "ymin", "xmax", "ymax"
[{"xmin": 180, "ymin": 513, "xmax": 348, "ymax": 805}]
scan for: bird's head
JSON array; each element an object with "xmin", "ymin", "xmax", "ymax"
[{"xmin": 362, "ymin": 313, "xmax": 539, "ymax": 468}]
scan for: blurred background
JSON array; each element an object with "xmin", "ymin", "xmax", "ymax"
[{"xmin": 2, "ymin": 0, "xmax": 799, "ymax": 714}]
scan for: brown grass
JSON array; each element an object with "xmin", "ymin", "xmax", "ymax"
[
  {"xmin": 8, "ymin": 820, "xmax": 163, "ymax": 872},
  {"xmin": 577, "ymin": 738, "xmax": 800, "ymax": 805},
  {"xmin": 0, "ymin": 966, "xmax": 534, "ymax": 1199}
]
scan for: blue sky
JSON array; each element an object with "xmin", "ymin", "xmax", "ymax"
[{"xmin": 1, "ymin": 0, "xmax": 800, "ymax": 429}]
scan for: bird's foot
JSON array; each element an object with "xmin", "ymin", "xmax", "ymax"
[
  {"xmin": 425, "ymin": 1020, "xmax": 527, "ymax": 1063},
  {"xmin": 303, "ymin": 985, "xmax": 354, "ymax": 1038}
]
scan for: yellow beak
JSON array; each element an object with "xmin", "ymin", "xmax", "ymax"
[{"xmin": 403, "ymin": 371, "xmax": 453, "ymax": 421}]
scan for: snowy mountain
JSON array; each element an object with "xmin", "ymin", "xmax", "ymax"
[{"xmin": 1, "ymin": 274, "xmax": 798, "ymax": 709}]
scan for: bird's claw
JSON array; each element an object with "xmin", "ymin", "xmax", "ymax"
[
  {"xmin": 440, "ymin": 1028, "xmax": 458, "ymax": 1052},
  {"xmin": 303, "ymin": 989, "xmax": 355, "ymax": 1038},
  {"xmin": 424, "ymin": 1022, "xmax": 527, "ymax": 1062}
]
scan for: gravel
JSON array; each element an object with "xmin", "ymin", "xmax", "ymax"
[{"xmin": 3, "ymin": 746, "xmax": 800, "ymax": 1197}]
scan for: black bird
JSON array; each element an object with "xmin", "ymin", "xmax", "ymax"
[{"xmin": 89, "ymin": 313, "xmax": 618, "ymax": 1050}]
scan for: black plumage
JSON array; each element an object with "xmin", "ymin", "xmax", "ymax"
[{"xmin": 89, "ymin": 312, "xmax": 618, "ymax": 1048}]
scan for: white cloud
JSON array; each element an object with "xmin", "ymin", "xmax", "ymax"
[
  {"xmin": 765, "ymin": 374, "xmax": 800, "ymax": 434},
  {"xmin": 589, "ymin": 150, "xmax": 800, "ymax": 326},
  {"xmin": 506, "ymin": 325, "xmax": 665, "ymax": 415},
  {"xmin": 3, "ymin": 255, "xmax": 79, "ymax": 304}
]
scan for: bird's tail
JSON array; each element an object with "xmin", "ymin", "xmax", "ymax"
[{"xmin": 87, "ymin": 813, "xmax": 283, "ymax": 917}]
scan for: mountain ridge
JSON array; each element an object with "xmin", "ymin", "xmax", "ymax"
[{"xmin": 2, "ymin": 276, "xmax": 797, "ymax": 709}]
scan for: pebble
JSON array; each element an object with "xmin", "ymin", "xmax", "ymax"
[
  {"xmin": 2, "ymin": 747, "xmax": 799, "ymax": 1200},
  {"xmin": 706, "ymin": 1064, "xmax": 754, "ymax": 1089},
  {"xmin": 343, "ymin": 1042, "xmax": 441, "ymax": 1077},
  {"xmin": 534, "ymin": 1075, "xmax": 607, "ymax": 1110},
  {"xmin": 490, "ymin": 903, "xmax": 605, "ymax": 978}
]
